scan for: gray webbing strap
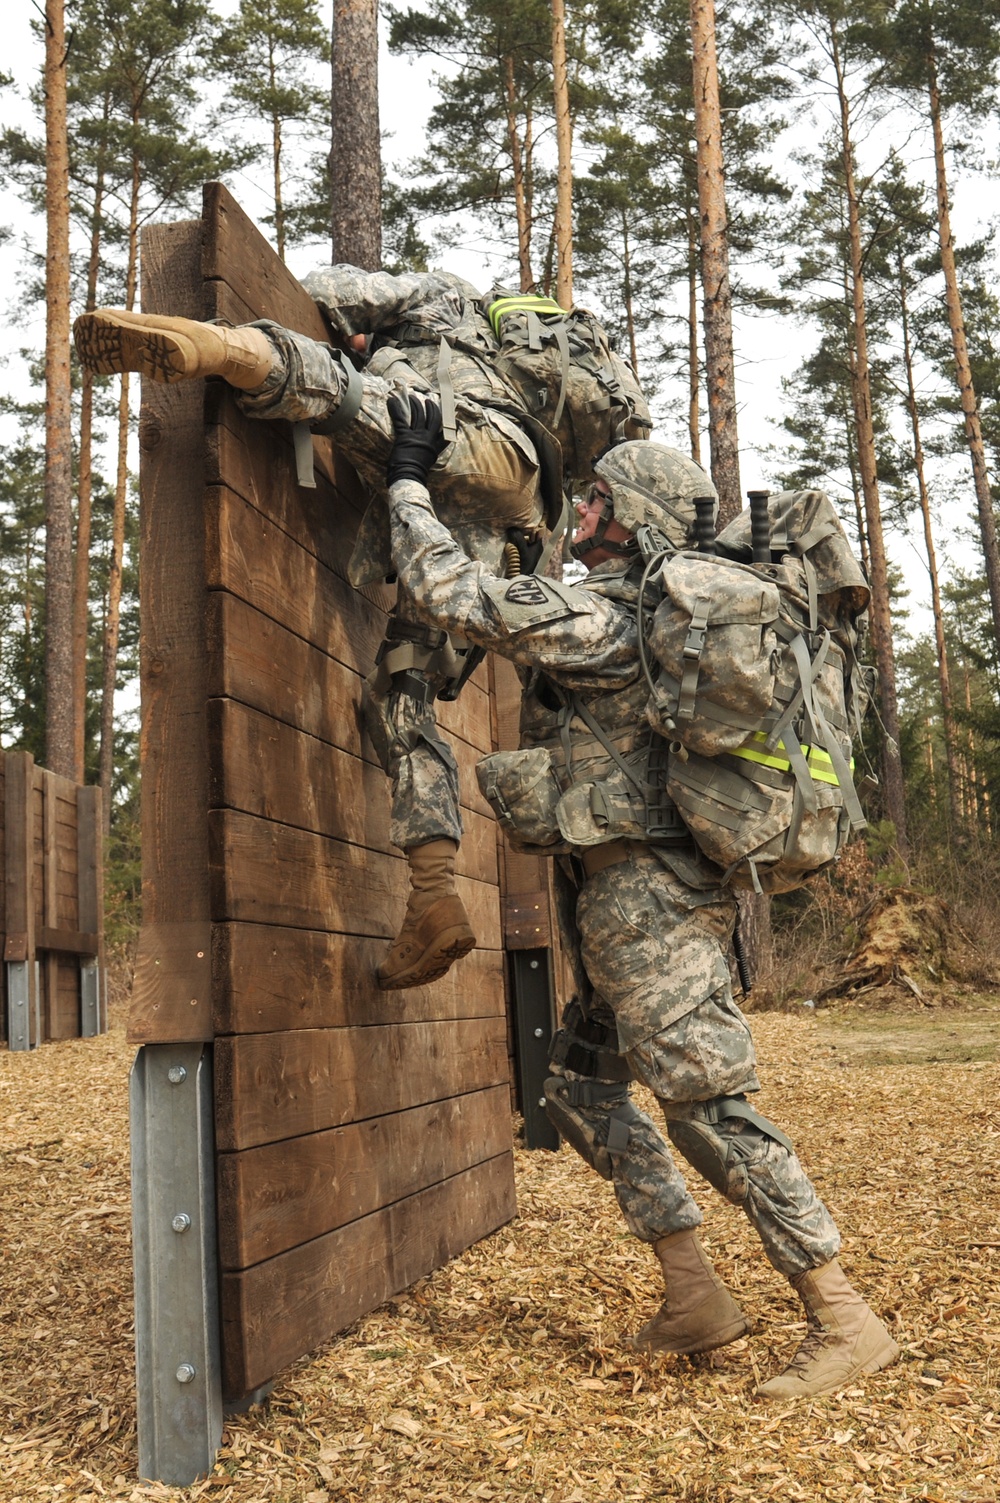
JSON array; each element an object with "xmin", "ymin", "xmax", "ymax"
[
  {"xmin": 292, "ymin": 422, "xmax": 317, "ymax": 489},
  {"xmin": 706, "ymin": 1096, "xmax": 795, "ymax": 1153},
  {"xmin": 765, "ymin": 632, "xmax": 831, "ymax": 752},
  {"xmin": 809, "ymin": 696, "xmax": 868, "ymax": 833},
  {"xmin": 677, "ymin": 596, "xmax": 711, "ymax": 722},
  {"xmin": 436, "ymin": 336, "xmax": 458, "ymax": 442},
  {"xmin": 525, "ymin": 309, "xmax": 543, "ymax": 352},
  {"xmin": 571, "ymin": 695, "xmax": 647, "ymax": 797},
  {"xmin": 311, "ymin": 348, "xmax": 365, "ymax": 435},
  {"xmin": 534, "ymin": 493, "xmax": 571, "ymax": 577},
  {"xmin": 552, "ymin": 320, "xmax": 572, "ymax": 433}
]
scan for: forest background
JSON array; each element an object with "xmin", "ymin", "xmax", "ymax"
[{"xmin": 2, "ymin": 0, "xmax": 999, "ymax": 989}]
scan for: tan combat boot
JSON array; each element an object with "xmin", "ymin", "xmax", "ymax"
[
  {"xmin": 73, "ymin": 309, "xmax": 276, "ymax": 390},
  {"xmin": 626, "ymin": 1229, "xmax": 749, "ymax": 1355},
  {"xmin": 757, "ymin": 1259, "xmax": 900, "ymax": 1398},
  {"xmin": 377, "ymin": 839, "xmax": 476, "ymax": 990}
]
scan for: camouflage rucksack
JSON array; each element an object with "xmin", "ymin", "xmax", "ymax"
[
  {"xmin": 643, "ymin": 490, "xmax": 872, "ymax": 894},
  {"xmin": 479, "ymin": 290, "xmax": 651, "ymax": 484}
]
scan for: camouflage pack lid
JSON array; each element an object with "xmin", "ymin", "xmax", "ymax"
[
  {"xmin": 717, "ymin": 489, "xmax": 870, "ymax": 614},
  {"xmin": 594, "ymin": 442, "xmax": 717, "ymax": 549}
]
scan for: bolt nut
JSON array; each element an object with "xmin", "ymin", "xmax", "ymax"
[
  {"xmin": 175, "ymin": 1363, "xmax": 196, "ymax": 1384},
  {"xmin": 167, "ymin": 1065, "xmax": 187, "ymax": 1085},
  {"xmin": 538, "ymin": 1097, "xmax": 546, "ymax": 1108},
  {"xmin": 534, "ymin": 1027, "xmax": 544, "ymax": 1038},
  {"xmin": 529, "ymin": 959, "xmax": 539, "ymax": 970},
  {"xmin": 171, "ymin": 1213, "xmax": 192, "ymax": 1233}
]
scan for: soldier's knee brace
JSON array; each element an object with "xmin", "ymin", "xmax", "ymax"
[
  {"xmin": 543, "ymin": 1076, "xmax": 641, "ymax": 1181},
  {"xmin": 664, "ymin": 1095, "xmax": 795, "ymax": 1205}
]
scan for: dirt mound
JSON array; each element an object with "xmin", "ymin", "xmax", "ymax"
[{"xmin": 816, "ymin": 885, "xmax": 999, "ymax": 1008}]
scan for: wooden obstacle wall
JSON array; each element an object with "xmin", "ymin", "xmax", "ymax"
[
  {"xmin": 131, "ymin": 183, "xmax": 517, "ymax": 1401},
  {"xmin": 1, "ymin": 751, "xmax": 104, "ymax": 1047}
]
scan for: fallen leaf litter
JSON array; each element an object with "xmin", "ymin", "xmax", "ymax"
[{"xmin": 1, "ymin": 1004, "xmax": 997, "ymax": 1502}]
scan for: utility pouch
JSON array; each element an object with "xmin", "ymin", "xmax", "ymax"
[
  {"xmin": 555, "ymin": 773, "xmax": 646, "ymax": 848},
  {"xmin": 477, "ymin": 748, "xmax": 565, "ymax": 850}
]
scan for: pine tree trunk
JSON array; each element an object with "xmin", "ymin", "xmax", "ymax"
[
  {"xmin": 622, "ymin": 213, "xmax": 639, "ymax": 375},
  {"xmin": 330, "ymin": 0, "xmax": 381, "ymax": 269},
  {"xmin": 898, "ymin": 248, "xmax": 962, "ymax": 834},
  {"xmin": 830, "ymin": 18, "xmax": 908, "ymax": 855},
  {"xmin": 73, "ymin": 116, "xmax": 109, "ymax": 783},
  {"xmin": 926, "ymin": 50, "xmax": 1000, "ymax": 651},
  {"xmin": 550, "ymin": 0, "xmax": 573, "ymax": 308},
  {"xmin": 99, "ymin": 149, "xmax": 140, "ymax": 834},
  {"xmin": 687, "ymin": 205, "xmax": 701, "ymax": 464},
  {"xmin": 503, "ymin": 55, "xmax": 534, "ymax": 291},
  {"xmin": 44, "ymin": 0, "xmax": 74, "ymax": 778},
  {"xmin": 690, "ymin": 0, "xmax": 740, "ymax": 523},
  {"xmin": 270, "ymin": 31, "xmax": 286, "ymax": 263}
]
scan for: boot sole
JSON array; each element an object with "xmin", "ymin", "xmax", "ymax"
[
  {"xmin": 75, "ymin": 312, "xmax": 194, "ymax": 383},
  {"xmin": 377, "ymin": 928, "xmax": 476, "ymax": 991},
  {"xmin": 626, "ymin": 1314, "xmax": 749, "ymax": 1357}
]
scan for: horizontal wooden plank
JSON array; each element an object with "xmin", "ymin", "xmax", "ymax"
[
  {"xmin": 206, "ymin": 698, "xmax": 497, "ymax": 885},
  {"xmin": 206, "ymin": 484, "xmax": 387, "ymax": 675},
  {"xmin": 202, "ymin": 182, "xmax": 334, "ymax": 345},
  {"xmin": 206, "ymin": 594, "xmax": 496, "ymax": 820},
  {"xmin": 214, "ymin": 1014, "xmax": 510, "ymax": 1150},
  {"xmin": 217, "ymin": 1083, "xmax": 512, "ymax": 1268},
  {"xmin": 212, "ymin": 922, "xmax": 505, "ymax": 1034},
  {"xmin": 208, "ymin": 809, "xmax": 502, "ymax": 946},
  {"xmin": 37, "ymin": 926, "xmax": 98, "ymax": 956},
  {"xmin": 220, "ymin": 1152, "xmax": 516, "ymax": 1396}
]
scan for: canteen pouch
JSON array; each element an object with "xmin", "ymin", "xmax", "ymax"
[{"xmin": 477, "ymin": 747, "xmax": 565, "ymax": 850}]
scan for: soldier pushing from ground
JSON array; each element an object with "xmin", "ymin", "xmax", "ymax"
[
  {"xmin": 376, "ymin": 391, "xmax": 900, "ymax": 1399},
  {"xmin": 74, "ymin": 267, "xmax": 649, "ymax": 991}
]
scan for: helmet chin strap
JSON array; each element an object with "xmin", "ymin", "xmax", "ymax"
[{"xmin": 569, "ymin": 492, "xmax": 639, "ymax": 562}]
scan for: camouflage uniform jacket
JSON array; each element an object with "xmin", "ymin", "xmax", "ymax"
[
  {"xmin": 302, "ymin": 265, "xmax": 525, "ymax": 417},
  {"xmin": 389, "ymin": 477, "xmax": 715, "ymax": 880}
]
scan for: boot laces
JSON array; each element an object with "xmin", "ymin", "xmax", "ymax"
[{"xmin": 785, "ymin": 1315, "xmax": 835, "ymax": 1373}]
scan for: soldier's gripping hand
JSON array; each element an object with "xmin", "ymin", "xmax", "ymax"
[{"xmin": 387, "ymin": 391, "xmax": 447, "ymax": 488}]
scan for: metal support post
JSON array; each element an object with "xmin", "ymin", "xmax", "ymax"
[
  {"xmin": 130, "ymin": 1044, "xmax": 223, "ymax": 1484},
  {"xmin": 5, "ymin": 960, "xmax": 33, "ymax": 1051},
  {"xmin": 509, "ymin": 948, "xmax": 560, "ymax": 1151},
  {"xmin": 80, "ymin": 960, "xmax": 100, "ymax": 1037}
]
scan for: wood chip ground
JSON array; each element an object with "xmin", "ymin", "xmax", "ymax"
[{"xmin": 1, "ymin": 1002, "xmax": 998, "ymax": 1502}]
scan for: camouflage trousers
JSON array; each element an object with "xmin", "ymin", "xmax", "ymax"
[
  {"xmin": 554, "ymin": 845, "xmax": 840, "ymax": 1279},
  {"xmin": 237, "ymin": 321, "xmax": 540, "ymax": 852}
]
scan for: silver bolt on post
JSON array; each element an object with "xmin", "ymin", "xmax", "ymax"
[
  {"xmin": 534, "ymin": 1027, "xmax": 544, "ymax": 1037},
  {"xmin": 175, "ymin": 1364, "xmax": 196, "ymax": 1384},
  {"xmin": 167, "ymin": 1065, "xmax": 187, "ymax": 1085},
  {"xmin": 171, "ymin": 1213, "xmax": 192, "ymax": 1233}
]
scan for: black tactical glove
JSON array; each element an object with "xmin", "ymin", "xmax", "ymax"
[{"xmin": 386, "ymin": 391, "xmax": 447, "ymax": 488}]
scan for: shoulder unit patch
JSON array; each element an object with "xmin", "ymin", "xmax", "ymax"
[{"xmin": 481, "ymin": 573, "xmax": 595, "ymax": 634}]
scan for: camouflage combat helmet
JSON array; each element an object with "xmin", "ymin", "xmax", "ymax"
[{"xmin": 594, "ymin": 442, "xmax": 718, "ymax": 553}]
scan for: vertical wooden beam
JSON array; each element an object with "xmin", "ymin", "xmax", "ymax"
[
  {"xmin": 78, "ymin": 784, "xmax": 105, "ymax": 1034},
  {"xmin": 42, "ymin": 768, "xmax": 60, "ymax": 1039},
  {"xmin": 4, "ymin": 751, "xmax": 38, "ymax": 1048},
  {"xmin": 128, "ymin": 219, "xmax": 213, "ymax": 1044}
]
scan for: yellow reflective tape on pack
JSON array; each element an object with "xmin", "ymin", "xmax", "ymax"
[
  {"xmin": 488, "ymin": 295, "xmax": 565, "ymax": 336},
  {"xmin": 730, "ymin": 732, "xmax": 853, "ymax": 787}
]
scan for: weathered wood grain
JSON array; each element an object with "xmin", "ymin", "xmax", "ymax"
[
  {"xmin": 217, "ymin": 1084, "xmax": 512, "ymax": 1267},
  {"xmin": 207, "ymin": 808, "xmax": 502, "ymax": 945},
  {"xmin": 220, "ymin": 1153, "xmax": 516, "ymax": 1396},
  {"xmin": 206, "ymin": 698, "xmax": 498, "ymax": 885},
  {"xmin": 130, "ymin": 219, "xmax": 213, "ymax": 1045},
  {"xmin": 211, "ymin": 923, "xmax": 505, "ymax": 1035},
  {"xmin": 205, "ymin": 594, "xmax": 495, "ymax": 820},
  {"xmin": 214, "ymin": 1014, "xmax": 510, "ymax": 1151}
]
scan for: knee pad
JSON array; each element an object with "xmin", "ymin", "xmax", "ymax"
[
  {"xmin": 543, "ymin": 1076, "xmax": 639, "ymax": 1181},
  {"xmin": 666, "ymin": 1096, "xmax": 795, "ymax": 1206}
]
